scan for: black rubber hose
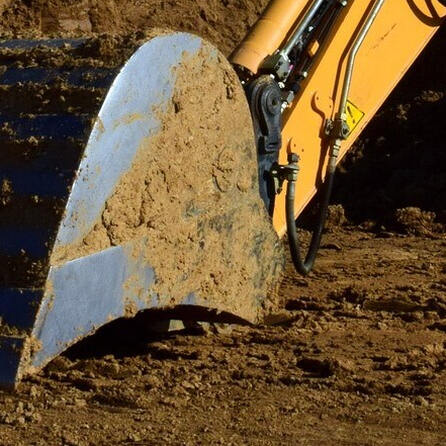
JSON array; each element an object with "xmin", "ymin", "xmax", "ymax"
[{"xmin": 286, "ymin": 163, "xmax": 336, "ymax": 276}]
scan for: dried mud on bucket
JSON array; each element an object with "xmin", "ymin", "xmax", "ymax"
[{"xmin": 55, "ymin": 42, "xmax": 284, "ymax": 323}]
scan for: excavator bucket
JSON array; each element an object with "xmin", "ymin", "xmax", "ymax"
[{"xmin": 0, "ymin": 32, "xmax": 283, "ymax": 388}]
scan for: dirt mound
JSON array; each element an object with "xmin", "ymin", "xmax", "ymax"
[
  {"xmin": 394, "ymin": 207, "xmax": 443, "ymax": 236},
  {"xmin": 0, "ymin": 0, "xmax": 269, "ymax": 55}
]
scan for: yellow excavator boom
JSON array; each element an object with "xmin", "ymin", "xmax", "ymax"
[{"xmin": 231, "ymin": 0, "xmax": 445, "ymax": 236}]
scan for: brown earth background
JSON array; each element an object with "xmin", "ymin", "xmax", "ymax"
[{"xmin": 0, "ymin": 1, "xmax": 445, "ymax": 445}]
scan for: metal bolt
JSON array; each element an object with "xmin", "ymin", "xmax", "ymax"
[{"xmin": 288, "ymin": 153, "xmax": 299, "ymax": 163}]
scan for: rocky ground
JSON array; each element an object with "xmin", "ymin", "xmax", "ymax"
[
  {"xmin": 0, "ymin": 229, "xmax": 445, "ymax": 445},
  {"xmin": 0, "ymin": 1, "xmax": 445, "ymax": 445}
]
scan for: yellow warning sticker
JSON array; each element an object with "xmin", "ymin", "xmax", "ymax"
[{"xmin": 345, "ymin": 100, "xmax": 365, "ymax": 136}]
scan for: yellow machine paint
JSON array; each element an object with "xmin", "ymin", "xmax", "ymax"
[{"xmin": 231, "ymin": 0, "xmax": 445, "ymax": 236}]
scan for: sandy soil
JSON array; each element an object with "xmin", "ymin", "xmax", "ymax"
[
  {"xmin": 0, "ymin": 0, "xmax": 269, "ymax": 56},
  {"xmin": 0, "ymin": 1, "xmax": 445, "ymax": 445},
  {"xmin": 0, "ymin": 229, "xmax": 445, "ymax": 445}
]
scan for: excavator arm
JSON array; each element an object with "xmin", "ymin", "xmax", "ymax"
[{"xmin": 231, "ymin": 0, "xmax": 445, "ymax": 273}]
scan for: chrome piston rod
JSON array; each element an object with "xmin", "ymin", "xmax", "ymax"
[
  {"xmin": 338, "ymin": 0, "xmax": 386, "ymax": 119},
  {"xmin": 281, "ymin": 0, "xmax": 326, "ymax": 56}
]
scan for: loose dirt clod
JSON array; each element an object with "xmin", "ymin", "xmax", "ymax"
[{"xmin": 394, "ymin": 207, "xmax": 441, "ymax": 236}]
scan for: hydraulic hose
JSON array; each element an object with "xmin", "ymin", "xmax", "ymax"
[
  {"xmin": 285, "ymin": 0, "xmax": 386, "ymax": 275},
  {"xmin": 285, "ymin": 151, "xmax": 337, "ymax": 276}
]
